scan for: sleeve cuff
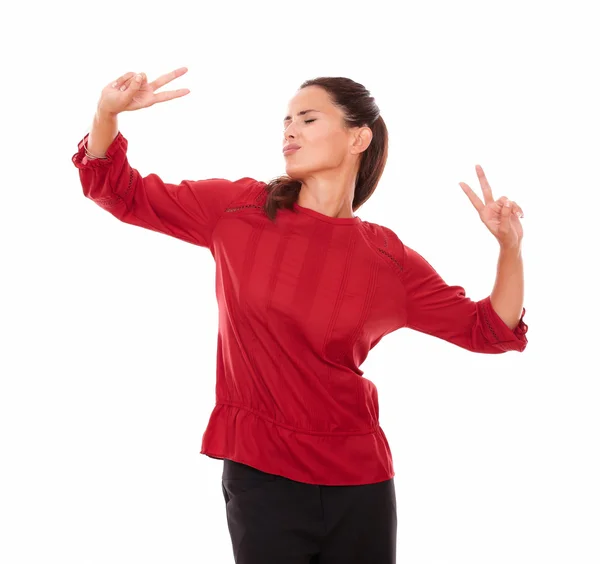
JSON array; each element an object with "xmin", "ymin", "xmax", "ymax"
[
  {"xmin": 72, "ymin": 130, "xmax": 127, "ymax": 168},
  {"xmin": 479, "ymin": 296, "xmax": 528, "ymax": 352}
]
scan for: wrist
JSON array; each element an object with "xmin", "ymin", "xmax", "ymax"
[
  {"xmin": 498, "ymin": 244, "xmax": 522, "ymax": 262},
  {"xmin": 95, "ymin": 107, "xmax": 119, "ymax": 121},
  {"xmin": 498, "ymin": 239, "xmax": 522, "ymax": 255}
]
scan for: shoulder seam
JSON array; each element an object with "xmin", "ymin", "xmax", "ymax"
[
  {"xmin": 209, "ymin": 178, "xmax": 263, "ymax": 243},
  {"xmin": 358, "ymin": 223, "xmax": 405, "ymax": 278}
]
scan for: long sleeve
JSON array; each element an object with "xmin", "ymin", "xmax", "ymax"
[
  {"xmin": 401, "ymin": 243, "xmax": 528, "ymax": 353},
  {"xmin": 72, "ymin": 130, "xmax": 256, "ymax": 248}
]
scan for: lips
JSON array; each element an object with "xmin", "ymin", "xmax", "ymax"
[{"xmin": 283, "ymin": 144, "xmax": 301, "ymax": 153}]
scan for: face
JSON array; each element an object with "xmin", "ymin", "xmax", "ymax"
[{"xmin": 282, "ymin": 86, "xmax": 371, "ymax": 180}]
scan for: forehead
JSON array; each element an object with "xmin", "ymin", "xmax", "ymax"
[{"xmin": 286, "ymin": 85, "xmax": 332, "ymax": 113}]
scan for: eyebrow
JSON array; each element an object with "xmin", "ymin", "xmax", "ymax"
[{"xmin": 283, "ymin": 109, "xmax": 320, "ymax": 123}]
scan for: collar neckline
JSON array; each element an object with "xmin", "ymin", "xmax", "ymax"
[{"xmin": 292, "ymin": 202, "xmax": 361, "ymax": 225}]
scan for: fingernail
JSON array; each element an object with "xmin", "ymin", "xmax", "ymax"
[{"xmin": 135, "ymin": 74, "xmax": 142, "ymax": 82}]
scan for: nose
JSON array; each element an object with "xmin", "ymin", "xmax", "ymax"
[{"xmin": 283, "ymin": 121, "xmax": 297, "ymax": 141}]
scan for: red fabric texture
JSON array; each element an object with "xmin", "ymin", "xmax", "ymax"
[{"xmin": 73, "ymin": 131, "xmax": 528, "ymax": 485}]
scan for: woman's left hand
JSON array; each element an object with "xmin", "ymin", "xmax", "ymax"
[{"xmin": 459, "ymin": 165, "xmax": 524, "ymax": 249}]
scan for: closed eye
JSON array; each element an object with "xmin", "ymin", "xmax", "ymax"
[{"xmin": 283, "ymin": 119, "xmax": 316, "ymax": 132}]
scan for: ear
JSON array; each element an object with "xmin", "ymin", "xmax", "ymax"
[{"xmin": 350, "ymin": 126, "xmax": 373, "ymax": 155}]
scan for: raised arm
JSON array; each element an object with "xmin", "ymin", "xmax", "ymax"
[
  {"xmin": 85, "ymin": 106, "xmax": 119, "ymax": 159},
  {"xmin": 394, "ymin": 164, "xmax": 528, "ymax": 353},
  {"xmin": 401, "ymin": 244, "xmax": 528, "ymax": 354},
  {"xmin": 72, "ymin": 69, "xmax": 255, "ymax": 248},
  {"xmin": 73, "ymin": 121, "xmax": 254, "ymax": 247}
]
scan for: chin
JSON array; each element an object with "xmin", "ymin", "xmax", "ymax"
[
  {"xmin": 285, "ymin": 162, "xmax": 313, "ymax": 180},
  {"xmin": 285, "ymin": 166, "xmax": 303, "ymax": 180}
]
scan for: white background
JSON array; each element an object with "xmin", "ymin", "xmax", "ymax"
[{"xmin": 2, "ymin": 0, "xmax": 598, "ymax": 563}]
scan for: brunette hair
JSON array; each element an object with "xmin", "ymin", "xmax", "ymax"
[{"xmin": 263, "ymin": 77, "xmax": 388, "ymax": 222}]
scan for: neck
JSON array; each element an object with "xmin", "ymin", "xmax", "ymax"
[{"xmin": 296, "ymin": 169, "xmax": 357, "ymax": 219}]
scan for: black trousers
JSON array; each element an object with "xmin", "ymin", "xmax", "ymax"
[{"xmin": 221, "ymin": 459, "xmax": 397, "ymax": 563}]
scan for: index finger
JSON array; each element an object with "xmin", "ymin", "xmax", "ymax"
[
  {"xmin": 476, "ymin": 164, "xmax": 495, "ymax": 205},
  {"xmin": 148, "ymin": 67, "xmax": 189, "ymax": 91}
]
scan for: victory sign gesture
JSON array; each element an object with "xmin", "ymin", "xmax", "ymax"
[
  {"xmin": 459, "ymin": 165, "xmax": 524, "ymax": 250},
  {"xmin": 97, "ymin": 67, "xmax": 191, "ymax": 116}
]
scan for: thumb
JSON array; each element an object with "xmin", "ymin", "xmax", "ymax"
[
  {"xmin": 499, "ymin": 199, "xmax": 512, "ymax": 236},
  {"xmin": 127, "ymin": 72, "xmax": 145, "ymax": 95}
]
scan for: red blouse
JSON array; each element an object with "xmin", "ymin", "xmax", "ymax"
[{"xmin": 72, "ymin": 131, "xmax": 528, "ymax": 486}]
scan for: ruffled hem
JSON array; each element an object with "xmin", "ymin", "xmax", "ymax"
[{"xmin": 200, "ymin": 402, "xmax": 395, "ymax": 486}]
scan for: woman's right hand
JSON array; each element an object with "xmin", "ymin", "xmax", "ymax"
[{"xmin": 97, "ymin": 67, "xmax": 191, "ymax": 115}]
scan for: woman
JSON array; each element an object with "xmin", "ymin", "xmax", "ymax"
[{"xmin": 72, "ymin": 67, "xmax": 528, "ymax": 564}]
